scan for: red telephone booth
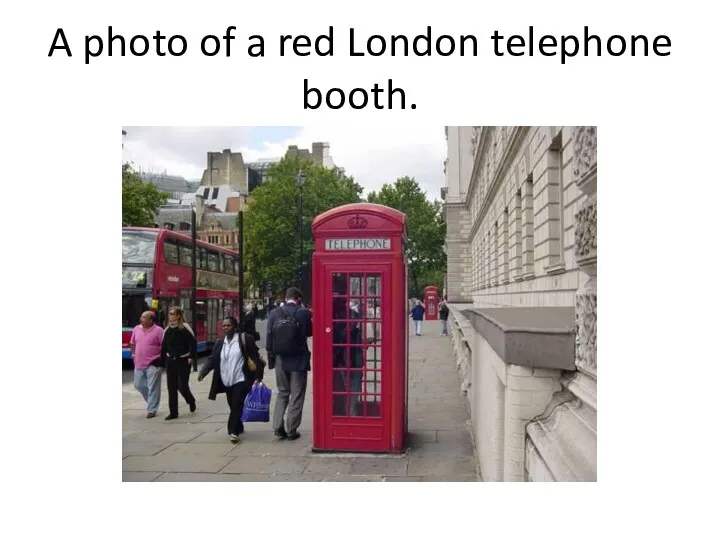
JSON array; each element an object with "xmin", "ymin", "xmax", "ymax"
[
  {"xmin": 424, "ymin": 285, "xmax": 439, "ymax": 321},
  {"xmin": 311, "ymin": 203, "xmax": 409, "ymax": 453}
]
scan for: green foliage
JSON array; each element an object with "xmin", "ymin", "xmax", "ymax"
[
  {"xmin": 243, "ymin": 156, "xmax": 363, "ymax": 295},
  {"xmin": 366, "ymin": 176, "xmax": 446, "ymax": 297},
  {"xmin": 122, "ymin": 163, "xmax": 168, "ymax": 226}
]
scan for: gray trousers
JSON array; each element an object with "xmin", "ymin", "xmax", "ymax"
[{"xmin": 272, "ymin": 356, "xmax": 308, "ymax": 434}]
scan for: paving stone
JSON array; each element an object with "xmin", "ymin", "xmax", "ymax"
[
  {"xmin": 123, "ymin": 431, "xmax": 206, "ymax": 444},
  {"xmin": 421, "ymin": 475, "xmax": 479, "ymax": 482},
  {"xmin": 199, "ymin": 414, "xmax": 232, "ymax": 423},
  {"xmin": 122, "ymin": 442, "xmax": 175, "ymax": 457},
  {"xmin": 436, "ymin": 429, "xmax": 474, "ymax": 446},
  {"xmin": 154, "ymin": 442, "xmax": 236, "ymax": 457},
  {"xmin": 154, "ymin": 472, "xmax": 322, "ymax": 482},
  {"xmin": 407, "ymin": 430, "xmax": 437, "ymax": 444},
  {"xmin": 348, "ymin": 457, "xmax": 408, "ymax": 476},
  {"xmin": 324, "ymin": 475, "xmax": 384, "ymax": 482},
  {"xmin": 303, "ymin": 457, "xmax": 355, "ymax": 475},
  {"xmin": 383, "ymin": 476, "xmax": 423, "ymax": 482},
  {"xmin": 407, "ymin": 457, "xmax": 478, "ymax": 477},
  {"xmin": 123, "ymin": 455, "xmax": 234, "ymax": 473},
  {"xmin": 226, "ymin": 441, "xmax": 312, "ymax": 458},
  {"xmin": 219, "ymin": 456, "xmax": 309, "ymax": 475},
  {"xmin": 123, "ymin": 471, "xmax": 163, "ymax": 482}
]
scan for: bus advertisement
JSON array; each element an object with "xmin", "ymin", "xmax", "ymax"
[{"xmin": 122, "ymin": 227, "xmax": 241, "ymax": 363}]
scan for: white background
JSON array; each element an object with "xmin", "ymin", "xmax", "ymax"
[{"xmin": 2, "ymin": 0, "xmax": 719, "ymax": 538}]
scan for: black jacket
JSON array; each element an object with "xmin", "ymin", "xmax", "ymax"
[
  {"xmin": 199, "ymin": 332, "xmax": 265, "ymax": 401},
  {"xmin": 162, "ymin": 323, "xmax": 197, "ymax": 361},
  {"xmin": 266, "ymin": 302, "xmax": 312, "ymax": 372},
  {"xmin": 242, "ymin": 309, "xmax": 260, "ymax": 341}
]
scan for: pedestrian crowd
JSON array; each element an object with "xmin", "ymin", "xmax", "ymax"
[{"xmin": 129, "ymin": 287, "xmax": 312, "ymax": 443}]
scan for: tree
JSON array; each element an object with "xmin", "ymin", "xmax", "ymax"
[
  {"xmin": 122, "ymin": 163, "xmax": 168, "ymax": 226},
  {"xmin": 366, "ymin": 176, "xmax": 446, "ymax": 298},
  {"xmin": 243, "ymin": 156, "xmax": 363, "ymax": 297}
]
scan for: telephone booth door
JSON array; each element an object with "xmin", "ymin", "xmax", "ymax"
[{"xmin": 318, "ymin": 264, "xmax": 391, "ymax": 452}]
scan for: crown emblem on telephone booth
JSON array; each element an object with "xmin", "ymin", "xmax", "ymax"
[{"xmin": 347, "ymin": 215, "xmax": 368, "ymax": 229}]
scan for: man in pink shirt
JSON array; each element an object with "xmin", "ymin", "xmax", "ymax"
[{"xmin": 130, "ymin": 311, "xmax": 165, "ymax": 418}]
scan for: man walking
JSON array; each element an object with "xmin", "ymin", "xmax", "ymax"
[
  {"xmin": 439, "ymin": 299, "xmax": 450, "ymax": 336},
  {"xmin": 266, "ymin": 287, "xmax": 312, "ymax": 440},
  {"xmin": 130, "ymin": 311, "xmax": 165, "ymax": 418}
]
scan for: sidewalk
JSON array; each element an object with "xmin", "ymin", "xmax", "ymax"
[{"xmin": 122, "ymin": 320, "xmax": 479, "ymax": 481}]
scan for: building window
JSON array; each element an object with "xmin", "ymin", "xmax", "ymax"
[
  {"xmin": 212, "ymin": 187, "xmax": 219, "ymax": 200},
  {"xmin": 521, "ymin": 176, "xmax": 535, "ymax": 278},
  {"xmin": 203, "ymin": 188, "xmax": 210, "ymax": 199},
  {"xmin": 179, "ymin": 221, "xmax": 191, "ymax": 231}
]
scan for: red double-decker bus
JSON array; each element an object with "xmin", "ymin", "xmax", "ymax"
[{"xmin": 122, "ymin": 227, "xmax": 241, "ymax": 363}]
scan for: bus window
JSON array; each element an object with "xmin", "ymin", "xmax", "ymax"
[
  {"xmin": 197, "ymin": 247, "xmax": 208, "ymax": 270},
  {"xmin": 233, "ymin": 257, "xmax": 240, "ymax": 276},
  {"xmin": 224, "ymin": 255, "xmax": 234, "ymax": 275},
  {"xmin": 207, "ymin": 252, "xmax": 219, "ymax": 272},
  {"xmin": 122, "ymin": 230, "xmax": 158, "ymax": 264},
  {"xmin": 179, "ymin": 243, "xmax": 193, "ymax": 266},
  {"xmin": 164, "ymin": 239, "xmax": 179, "ymax": 264},
  {"xmin": 218, "ymin": 253, "xmax": 225, "ymax": 273}
]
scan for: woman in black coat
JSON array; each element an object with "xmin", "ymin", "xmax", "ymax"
[
  {"xmin": 198, "ymin": 316, "xmax": 265, "ymax": 443},
  {"xmin": 161, "ymin": 306, "xmax": 197, "ymax": 420}
]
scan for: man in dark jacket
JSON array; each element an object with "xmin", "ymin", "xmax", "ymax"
[{"xmin": 266, "ymin": 287, "xmax": 312, "ymax": 440}]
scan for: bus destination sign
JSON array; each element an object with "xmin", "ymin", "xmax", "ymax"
[
  {"xmin": 122, "ymin": 268, "xmax": 149, "ymax": 288},
  {"xmin": 325, "ymin": 238, "xmax": 391, "ymax": 251}
]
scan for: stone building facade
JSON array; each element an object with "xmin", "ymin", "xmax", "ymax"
[{"xmin": 443, "ymin": 126, "xmax": 597, "ymax": 481}]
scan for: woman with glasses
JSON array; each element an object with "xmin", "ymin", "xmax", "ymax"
[{"xmin": 161, "ymin": 306, "xmax": 198, "ymax": 420}]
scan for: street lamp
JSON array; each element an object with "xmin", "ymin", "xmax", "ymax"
[
  {"xmin": 237, "ymin": 193, "xmax": 248, "ymax": 329},
  {"xmin": 296, "ymin": 170, "xmax": 306, "ymax": 293},
  {"xmin": 190, "ymin": 203, "xmax": 198, "ymax": 371}
]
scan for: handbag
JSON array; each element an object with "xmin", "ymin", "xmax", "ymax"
[{"xmin": 240, "ymin": 332, "xmax": 257, "ymax": 372}]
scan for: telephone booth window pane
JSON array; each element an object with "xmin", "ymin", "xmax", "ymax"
[
  {"xmin": 332, "ymin": 346, "xmax": 348, "ymax": 368},
  {"xmin": 332, "ymin": 323, "xmax": 348, "ymax": 344},
  {"xmin": 332, "ymin": 368, "xmax": 347, "ymax": 392},
  {"xmin": 367, "ymin": 274, "xmax": 381, "ymax": 296},
  {"xmin": 333, "ymin": 298, "xmax": 348, "ymax": 319},
  {"xmin": 366, "ymin": 346, "xmax": 381, "ymax": 370},
  {"xmin": 350, "ymin": 274, "xmax": 363, "ymax": 296},
  {"xmin": 365, "ymin": 394, "xmax": 381, "ymax": 417},
  {"xmin": 332, "ymin": 273, "xmax": 347, "ymax": 295},
  {"xmin": 333, "ymin": 395, "xmax": 349, "ymax": 416}
]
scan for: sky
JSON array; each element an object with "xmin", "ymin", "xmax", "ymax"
[{"xmin": 121, "ymin": 126, "xmax": 448, "ymax": 200}]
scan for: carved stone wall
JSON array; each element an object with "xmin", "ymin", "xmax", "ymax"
[
  {"xmin": 524, "ymin": 126, "xmax": 597, "ymax": 481},
  {"xmin": 573, "ymin": 127, "xmax": 597, "ymax": 378}
]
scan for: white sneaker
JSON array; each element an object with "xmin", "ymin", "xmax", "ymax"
[{"xmin": 229, "ymin": 434, "xmax": 239, "ymax": 443}]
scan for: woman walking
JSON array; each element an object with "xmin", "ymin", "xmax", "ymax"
[
  {"xmin": 198, "ymin": 316, "xmax": 265, "ymax": 443},
  {"xmin": 161, "ymin": 306, "xmax": 197, "ymax": 420},
  {"xmin": 411, "ymin": 300, "xmax": 425, "ymax": 336}
]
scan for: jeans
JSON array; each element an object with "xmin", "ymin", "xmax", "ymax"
[
  {"xmin": 134, "ymin": 364, "xmax": 162, "ymax": 413},
  {"xmin": 414, "ymin": 320, "xmax": 422, "ymax": 335},
  {"xmin": 440, "ymin": 319, "xmax": 448, "ymax": 335}
]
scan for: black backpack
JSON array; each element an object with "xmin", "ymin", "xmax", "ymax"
[{"xmin": 272, "ymin": 307, "xmax": 301, "ymax": 355}]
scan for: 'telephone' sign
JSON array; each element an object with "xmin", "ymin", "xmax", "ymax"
[{"xmin": 325, "ymin": 238, "xmax": 391, "ymax": 251}]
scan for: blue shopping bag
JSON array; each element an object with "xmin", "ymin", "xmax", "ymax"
[{"xmin": 241, "ymin": 382, "xmax": 272, "ymax": 423}]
